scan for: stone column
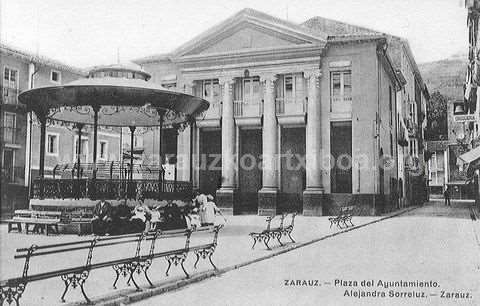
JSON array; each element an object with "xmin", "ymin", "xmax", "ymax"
[
  {"xmin": 258, "ymin": 73, "xmax": 279, "ymax": 215},
  {"xmin": 302, "ymin": 69, "xmax": 324, "ymax": 216},
  {"xmin": 38, "ymin": 116, "xmax": 47, "ymax": 199},
  {"xmin": 216, "ymin": 76, "xmax": 236, "ymax": 214}
]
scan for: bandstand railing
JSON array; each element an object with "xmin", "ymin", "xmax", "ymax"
[{"xmin": 31, "ymin": 178, "xmax": 193, "ymax": 201}]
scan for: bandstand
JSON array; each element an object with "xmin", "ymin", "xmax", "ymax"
[{"xmin": 18, "ymin": 63, "xmax": 209, "ymax": 205}]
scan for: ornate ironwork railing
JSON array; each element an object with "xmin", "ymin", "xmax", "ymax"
[{"xmin": 31, "ymin": 178, "xmax": 193, "ymax": 200}]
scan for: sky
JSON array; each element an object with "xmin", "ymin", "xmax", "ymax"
[{"xmin": 0, "ymin": 0, "xmax": 468, "ymax": 68}]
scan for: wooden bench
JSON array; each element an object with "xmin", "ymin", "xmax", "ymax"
[
  {"xmin": 329, "ymin": 206, "xmax": 355, "ymax": 229},
  {"xmin": 0, "ymin": 225, "xmax": 223, "ymax": 305},
  {"xmin": 249, "ymin": 213, "xmax": 297, "ymax": 250},
  {"xmin": 7, "ymin": 210, "xmax": 62, "ymax": 235}
]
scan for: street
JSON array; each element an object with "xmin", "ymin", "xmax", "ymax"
[{"xmin": 134, "ymin": 201, "xmax": 480, "ymax": 306}]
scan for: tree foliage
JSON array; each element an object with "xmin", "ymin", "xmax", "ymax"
[{"xmin": 425, "ymin": 91, "xmax": 448, "ymax": 141}]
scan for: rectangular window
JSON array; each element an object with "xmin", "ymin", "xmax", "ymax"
[
  {"xmin": 47, "ymin": 134, "xmax": 58, "ymax": 155},
  {"xmin": 199, "ymin": 79, "xmax": 220, "ymax": 103},
  {"xmin": 3, "ymin": 113, "xmax": 16, "ymax": 143},
  {"xmin": 99, "ymin": 141, "xmax": 108, "ymax": 159},
  {"xmin": 330, "ymin": 70, "xmax": 352, "ymax": 112},
  {"xmin": 3, "ymin": 67, "xmax": 19, "ymax": 104},
  {"xmin": 51, "ymin": 70, "xmax": 61, "ymax": 83}
]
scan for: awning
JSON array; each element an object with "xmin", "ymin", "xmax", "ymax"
[{"xmin": 457, "ymin": 145, "xmax": 480, "ymax": 165}]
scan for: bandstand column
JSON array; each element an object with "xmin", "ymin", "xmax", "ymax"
[
  {"xmin": 91, "ymin": 105, "xmax": 99, "ymax": 199},
  {"xmin": 258, "ymin": 73, "xmax": 279, "ymax": 216},
  {"xmin": 128, "ymin": 126, "xmax": 136, "ymax": 199},
  {"xmin": 216, "ymin": 77, "xmax": 236, "ymax": 215},
  {"xmin": 302, "ymin": 68, "xmax": 324, "ymax": 216},
  {"xmin": 158, "ymin": 115, "xmax": 164, "ymax": 196},
  {"xmin": 76, "ymin": 123, "xmax": 84, "ymax": 180},
  {"xmin": 38, "ymin": 116, "xmax": 47, "ymax": 199}
]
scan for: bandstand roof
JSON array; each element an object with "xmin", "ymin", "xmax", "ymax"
[{"xmin": 18, "ymin": 75, "xmax": 209, "ymax": 127}]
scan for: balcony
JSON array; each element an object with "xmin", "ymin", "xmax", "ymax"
[
  {"xmin": 276, "ymin": 97, "xmax": 307, "ymax": 125},
  {"xmin": 234, "ymin": 100, "xmax": 263, "ymax": 126},
  {"xmin": 331, "ymin": 95, "xmax": 352, "ymax": 115},
  {"xmin": 196, "ymin": 101, "xmax": 222, "ymax": 128}
]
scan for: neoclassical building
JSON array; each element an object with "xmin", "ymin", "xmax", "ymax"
[{"xmin": 135, "ymin": 9, "xmax": 427, "ymax": 216}]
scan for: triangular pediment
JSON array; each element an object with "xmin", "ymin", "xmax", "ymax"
[{"xmin": 173, "ymin": 9, "xmax": 326, "ymax": 57}]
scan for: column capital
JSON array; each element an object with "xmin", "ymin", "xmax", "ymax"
[
  {"xmin": 218, "ymin": 76, "xmax": 235, "ymax": 86},
  {"xmin": 183, "ymin": 79, "xmax": 195, "ymax": 88},
  {"xmin": 303, "ymin": 68, "xmax": 322, "ymax": 79},
  {"xmin": 258, "ymin": 73, "xmax": 277, "ymax": 83}
]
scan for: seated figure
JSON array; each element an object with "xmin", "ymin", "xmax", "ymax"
[
  {"xmin": 129, "ymin": 197, "xmax": 151, "ymax": 233},
  {"xmin": 161, "ymin": 200, "xmax": 187, "ymax": 230},
  {"xmin": 92, "ymin": 198, "xmax": 113, "ymax": 235},
  {"xmin": 110, "ymin": 198, "xmax": 132, "ymax": 235}
]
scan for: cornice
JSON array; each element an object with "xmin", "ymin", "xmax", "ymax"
[{"xmin": 174, "ymin": 43, "xmax": 325, "ymax": 64}]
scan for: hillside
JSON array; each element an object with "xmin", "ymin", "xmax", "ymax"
[{"xmin": 418, "ymin": 54, "xmax": 466, "ymax": 100}]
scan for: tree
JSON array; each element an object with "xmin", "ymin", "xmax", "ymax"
[{"xmin": 425, "ymin": 91, "xmax": 448, "ymax": 141}]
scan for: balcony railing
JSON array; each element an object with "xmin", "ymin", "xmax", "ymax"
[
  {"xmin": 196, "ymin": 101, "xmax": 222, "ymax": 120},
  {"xmin": 234, "ymin": 100, "xmax": 263, "ymax": 117},
  {"xmin": 1, "ymin": 86, "xmax": 19, "ymax": 104},
  {"xmin": 331, "ymin": 95, "xmax": 352, "ymax": 113},
  {"xmin": 275, "ymin": 97, "xmax": 307, "ymax": 115}
]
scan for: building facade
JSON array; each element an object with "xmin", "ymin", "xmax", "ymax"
[
  {"xmin": 135, "ymin": 9, "xmax": 428, "ymax": 215},
  {"xmin": 0, "ymin": 44, "xmax": 83, "ymax": 215}
]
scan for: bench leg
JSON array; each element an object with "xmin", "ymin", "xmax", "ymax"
[
  {"xmin": 287, "ymin": 230, "xmax": 295, "ymax": 243},
  {"xmin": 127, "ymin": 268, "xmax": 141, "ymax": 291},
  {"xmin": 0, "ymin": 282, "xmax": 27, "ymax": 306},
  {"xmin": 276, "ymin": 232, "xmax": 284, "ymax": 246},
  {"xmin": 60, "ymin": 271, "xmax": 91, "ymax": 304},
  {"xmin": 263, "ymin": 235, "xmax": 271, "ymax": 250},
  {"xmin": 193, "ymin": 247, "xmax": 217, "ymax": 270},
  {"xmin": 208, "ymin": 254, "xmax": 217, "ymax": 270},
  {"xmin": 142, "ymin": 262, "xmax": 154, "ymax": 288},
  {"xmin": 250, "ymin": 235, "xmax": 258, "ymax": 250},
  {"xmin": 165, "ymin": 253, "xmax": 189, "ymax": 278}
]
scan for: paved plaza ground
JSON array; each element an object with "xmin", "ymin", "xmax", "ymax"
[
  {"xmin": 0, "ymin": 209, "xmax": 381, "ymax": 305},
  {"xmin": 134, "ymin": 201, "xmax": 480, "ymax": 306},
  {"xmin": 0, "ymin": 201, "xmax": 478, "ymax": 305}
]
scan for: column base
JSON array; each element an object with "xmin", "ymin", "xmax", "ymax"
[
  {"xmin": 302, "ymin": 188, "xmax": 324, "ymax": 216},
  {"xmin": 216, "ymin": 187, "xmax": 236, "ymax": 215},
  {"xmin": 258, "ymin": 188, "xmax": 278, "ymax": 216}
]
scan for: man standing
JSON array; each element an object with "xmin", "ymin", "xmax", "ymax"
[
  {"xmin": 92, "ymin": 197, "xmax": 113, "ymax": 235},
  {"xmin": 444, "ymin": 186, "xmax": 451, "ymax": 207}
]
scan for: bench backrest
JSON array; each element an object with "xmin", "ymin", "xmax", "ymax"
[
  {"xmin": 11, "ymin": 225, "xmax": 223, "ymax": 282},
  {"xmin": 339, "ymin": 206, "xmax": 354, "ymax": 214}
]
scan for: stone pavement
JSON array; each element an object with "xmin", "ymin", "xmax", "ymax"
[
  {"xmin": 0, "ymin": 209, "xmax": 400, "ymax": 306},
  {"xmin": 134, "ymin": 201, "xmax": 480, "ymax": 306}
]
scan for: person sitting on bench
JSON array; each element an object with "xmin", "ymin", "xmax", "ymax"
[
  {"xmin": 111, "ymin": 197, "xmax": 132, "ymax": 235},
  {"xmin": 162, "ymin": 200, "xmax": 187, "ymax": 230},
  {"xmin": 130, "ymin": 196, "xmax": 151, "ymax": 233},
  {"xmin": 92, "ymin": 197, "xmax": 113, "ymax": 235}
]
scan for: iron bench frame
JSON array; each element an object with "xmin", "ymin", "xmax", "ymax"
[
  {"xmin": 328, "ymin": 206, "xmax": 355, "ymax": 229},
  {"xmin": 0, "ymin": 225, "xmax": 223, "ymax": 305},
  {"xmin": 249, "ymin": 213, "xmax": 297, "ymax": 250}
]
